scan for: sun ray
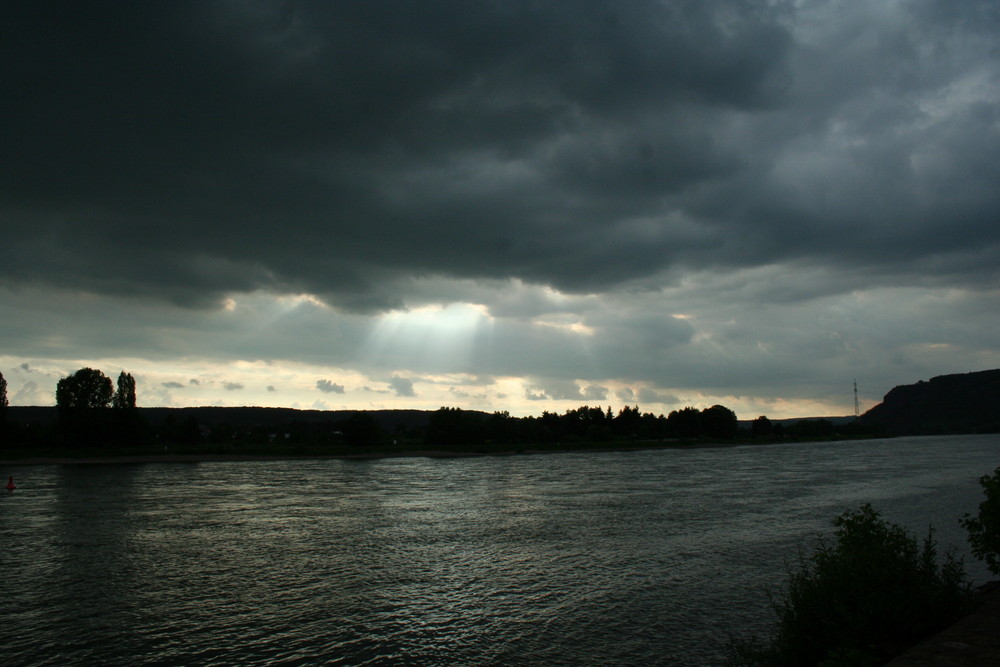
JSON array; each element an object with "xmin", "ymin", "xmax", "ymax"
[{"xmin": 361, "ymin": 302, "xmax": 495, "ymax": 374}]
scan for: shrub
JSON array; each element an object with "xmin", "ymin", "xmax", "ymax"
[
  {"xmin": 731, "ymin": 504, "xmax": 972, "ymax": 666},
  {"xmin": 962, "ymin": 466, "xmax": 1000, "ymax": 575}
]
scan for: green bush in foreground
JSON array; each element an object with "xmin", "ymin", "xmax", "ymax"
[
  {"xmin": 731, "ymin": 504, "xmax": 972, "ymax": 666},
  {"xmin": 962, "ymin": 466, "xmax": 1000, "ymax": 576}
]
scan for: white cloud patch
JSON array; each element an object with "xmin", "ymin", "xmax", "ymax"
[{"xmin": 11, "ymin": 380, "xmax": 45, "ymax": 405}]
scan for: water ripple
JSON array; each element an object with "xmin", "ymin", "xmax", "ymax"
[{"xmin": 2, "ymin": 435, "xmax": 998, "ymax": 665}]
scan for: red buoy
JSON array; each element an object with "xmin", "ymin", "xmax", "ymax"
[{"xmin": 5, "ymin": 476, "xmax": 14, "ymax": 491}]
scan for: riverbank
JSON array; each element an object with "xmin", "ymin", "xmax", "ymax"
[
  {"xmin": 887, "ymin": 581, "xmax": 1000, "ymax": 665},
  {"xmin": 0, "ymin": 450, "xmax": 508, "ymax": 465},
  {"xmin": 0, "ymin": 433, "xmax": 902, "ymax": 466},
  {"xmin": 0, "ymin": 441, "xmax": 746, "ymax": 465}
]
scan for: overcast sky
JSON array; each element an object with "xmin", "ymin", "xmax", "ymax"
[{"xmin": 2, "ymin": 0, "xmax": 999, "ymax": 418}]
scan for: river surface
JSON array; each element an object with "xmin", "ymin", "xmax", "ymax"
[{"xmin": 2, "ymin": 435, "xmax": 999, "ymax": 665}]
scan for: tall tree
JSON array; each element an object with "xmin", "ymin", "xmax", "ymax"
[
  {"xmin": 56, "ymin": 368, "xmax": 114, "ymax": 448},
  {"xmin": 113, "ymin": 371, "xmax": 137, "ymax": 409},
  {"xmin": 56, "ymin": 368, "xmax": 113, "ymax": 409}
]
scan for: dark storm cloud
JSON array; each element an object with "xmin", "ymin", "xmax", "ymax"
[{"xmin": 2, "ymin": 0, "xmax": 998, "ymax": 314}]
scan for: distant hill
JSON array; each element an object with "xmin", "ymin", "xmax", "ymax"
[{"xmin": 859, "ymin": 369, "xmax": 1000, "ymax": 435}]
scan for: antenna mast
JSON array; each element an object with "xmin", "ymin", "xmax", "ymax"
[{"xmin": 853, "ymin": 379, "xmax": 860, "ymax": 418}]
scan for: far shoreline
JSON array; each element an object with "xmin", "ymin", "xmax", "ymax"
[{"xmin": 0, "ymin": 436, "xmax": 886, "ymax": 466}]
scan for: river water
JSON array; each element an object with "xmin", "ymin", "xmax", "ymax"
[{"xmin": 2, "ymin": 435, "xmax": 998, "ymax": 665}]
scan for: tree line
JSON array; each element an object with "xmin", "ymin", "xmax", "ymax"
[
  {"xmin": 0, "ymin": 367, "xmax": 136, "ymax": 412},
  {"xmin": 0, "ymin": 367, "xmax": 880, "ymax": 452},
  {"xmin": 422, "ymin": 403, "xmax": 743, "ymax": 447}
]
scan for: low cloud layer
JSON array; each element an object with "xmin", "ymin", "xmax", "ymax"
[{"xmin": 1, "ymin": 1, "xmax": 998, "ymax": 417}]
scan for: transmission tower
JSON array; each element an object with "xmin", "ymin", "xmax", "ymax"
[{"xmin": 853, "ymin": 379, "xmax": 860, "ymax": 418}]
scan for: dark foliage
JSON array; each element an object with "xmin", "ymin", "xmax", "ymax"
[
  {"xmin": 56, "ymin": 368, "xmax": 113, "ymax": 409},
  {"xmin": 667, "ymin": 406, "xmax": 702, "ymax": 439},
  {"xmin": 751, "ymin": 415, "xmax": 772, "ymax": 439},
  {"xmin": 732, "ymin": 505, "xmax": 972, "ymax": 666},
  {"xmin": 962, "ymin": 467, "xmax": 1000, "ymax": 575},
  {"xmin": 113, "ymin": 371, "xmax": 137, "ymax": 409},
  {"xmin": 701, "ymin": 404, "xmax": 739, "ymax": 439},
  {"xmin": 55, "ymin": 368, "xmax": 115, "ymax": 447},
  {"xmin": 0, "ymin": 371, "xmax": 7, "ymax": 428},
  {"xmin": 426, "ymin": 407, "xmax": 486, "ymax": 446}
]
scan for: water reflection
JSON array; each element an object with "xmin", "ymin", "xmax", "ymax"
[{"xmin": 1, "ymin": 435, "xmax": 998, "ymax": 665}]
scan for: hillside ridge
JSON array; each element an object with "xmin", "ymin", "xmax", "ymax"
[{"xmin": 860, "ymin": 369, "xmax": 1000, "ymax": 435}]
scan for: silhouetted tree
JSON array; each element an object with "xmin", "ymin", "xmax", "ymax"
[
  {"xmin": 0, "ymin": 370, "xmax": 7, "ymax": 423},
  {"xmin": 518, "ymin": 414, "xmax": 547, "ymax": 443},
  {"xmin": 613, "ymin": 405, "xmax": 642, "ymax": 438},
  {"xmin": 668, "ymin": 406, "xmax": 702, "ymax": 439},
  {"xmin": 109, "ymin": 371, "xmax": 146, "ymax": 446},
  {"xmin": 962, "ymin": 467, "xmax": 1000, "ymax": 576},
  {"xmin": 56, "ymin": 368, "xmax": 113, "ymax": 409},
  {"xmin": 734, "ymin": 504, "xmax": 971, "ymax": 665},
  {"xmin": 751, "ymin": 415, "xmax": 773, "ymax": 439},
  {"xmin": 560, "ymin": 405, "xmax": 599, "ymax": 439},
  {"xmin": 641, "ymin": 411, "xmax": 667, "ymax": 440},
  {"xmin": 56, "ymin": 368, "xmax": 114, "ymax": 447},
  {"xmin": 113, "ymin": 371, "xmax": 137, "ymax": 409},
  {"xmin": 485, "ymin": 410, "xmax": 517, "ymax": 443},
  {"xmin": 426, "ymin": 407, "xmax": 485, "ymax": 446},
  {"xmin": 701, "ymin": 404, "xmax": 738, "ymax": 439}
]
